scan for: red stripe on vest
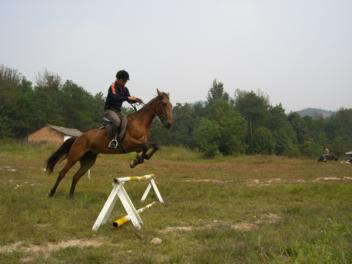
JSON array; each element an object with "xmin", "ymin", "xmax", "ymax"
[{"xmin": 111, "ymin": 83, "xmax": 116, "ymax": 94}]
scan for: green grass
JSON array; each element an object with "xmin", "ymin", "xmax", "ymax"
[{"xmin": 0, "ymin": 143, "xmax": 351, "ymax": 263}]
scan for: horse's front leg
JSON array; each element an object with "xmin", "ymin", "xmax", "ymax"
[
  {"xmin": 130, "ymin": 142, "xmax": 149, "ymax": 168},
  {"xmin": 144, "ymin": 142, "xmax": 159, "ymax": 160},
  {"xmin": 135, "ymin": 142, "xmax": 159, "ymax": 162}
]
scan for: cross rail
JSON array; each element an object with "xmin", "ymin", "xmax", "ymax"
[{"xmin": 92, "ymin": 174, "xmax": 163, "ymax": 231}]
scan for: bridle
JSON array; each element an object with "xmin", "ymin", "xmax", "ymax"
[{"xmin": 130, "ymin": 94, "xmax": 170, "ymax": 121}]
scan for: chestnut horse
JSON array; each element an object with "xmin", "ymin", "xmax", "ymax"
[
  {"xmin": 317, "ymin": 155, "xmax": 338, "ymax": 162},
  {"xmin": 46, "ymin": 89, "xmax": 173, "ymax": 197}
]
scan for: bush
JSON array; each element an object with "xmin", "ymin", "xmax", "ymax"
[
  {"xmin": 253, "ymin": 127, "xmax": 276, "ymax": 154},
  {"xmin": 194, "ymin": 118, "xmax": 221, "ymax": 158},
  {"xmin": 272, "ymin": 129, "xmax": 300, "ymax": 157},
  {"xmin": 194, "ymin": 100, "xmax": 248, "ymax": 158},
  {"xmin": 331, "ymin": 136, "xmax": 351, "ymax": 157}
]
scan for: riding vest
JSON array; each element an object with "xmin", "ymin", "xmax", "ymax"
[{"xmin": 104, "ymin": 82, "xmax": 131, "ymax": 112}]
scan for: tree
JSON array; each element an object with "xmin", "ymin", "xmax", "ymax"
[
  {"xmin": 288, "ymin": 112, "xmax": 309, "ymax": 144},
  {"xmin": 272, "ymin": 129, "xmax": 300, "ymax": 156},
  {"xmin": 209, "ymin": 99, "xmax": 247, "ymax": 155},
  {"xmin": 325, "ymin": 108, "xmax": 352, "ymax": 142},
  {"xmin": 267, "ymin": 104, "xmax": 289, "ymax": 131},
  {"xmin": 192, "ymin": 102, "xmax": 208, "ymax": 118},
  {"xmin": 234, "ymin": 89, "xmax": 270, "ymax": 153},
  {"xmin": 12, "ymin": 78, "xmax": 35, "ymax": 137},
  {"xmin": 194, "ymin": 99, "xmax": 247, "ymax": 157},
  {"xmin": 0, "ymin": 65, "xmax": 23, "ymax": 138},
  {"xmin": 92, "ymin": 92, "xmax": 106, "ymax": 125},
  {"xmin": 302, "ymin": 115, "xmax": 328, "ymax": 156},
  {"xmin": 300, "ymin": 134, "xmax": 315, "ymax": 157},
  {"xmin": 171, "ymin": 103, "xmax": 199, "ymax": 148},
  {"xmin": 32, "ymin": 70, "xmax": 64, "ymax": 128},
  {"xmin": 253, "ymin": 127, "xmax": 276, "ymax": 155},
  {"xmin": 193, "ymin": 118, "xmax": 221, "ymax": 158},
  {"xmin": 35, "ymin": 69, "xmax": 62, "ymax": 92},
  {"xmin": 206, "ymin": 79, "xmax": 232, "ymax": 106},
  {"xmin": 121, "ymin": 105, "xmax": 136, "ymax": 116},
  {"xmin": 331, "ymin": 136, "xmax": 350, "ymax": 157},
  {"xmin": 61, "ymin": 80, "xmax": 102, "ymax": 130},
  {"xmin": 149, "ymin": 118, "xmax": 175, "ymax": 146}
]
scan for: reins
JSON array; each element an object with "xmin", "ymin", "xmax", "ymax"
[{"xmin": 130, "ymin": 94, "xmax": 169, "ymax": 121}]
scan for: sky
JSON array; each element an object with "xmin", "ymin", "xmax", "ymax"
[{"xmin": 1, "ymin": 0, "xmax": 351, "ymax": 113}]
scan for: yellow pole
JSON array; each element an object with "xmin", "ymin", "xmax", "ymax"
[{"xmin": 113, "ymin": 202, "xmax": 155, "ymax": 228}]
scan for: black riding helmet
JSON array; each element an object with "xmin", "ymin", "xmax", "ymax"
[{"xmin": 116, "ymin": 70, "xmax": 130, "ymax": 80}]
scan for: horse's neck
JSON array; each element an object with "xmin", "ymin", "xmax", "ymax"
[{"xmin": 134, "ymin": 98, "xmax": 158, "ymax": 127}]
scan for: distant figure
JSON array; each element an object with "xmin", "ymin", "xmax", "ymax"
[
  {"xmin": 323, "ymin": 147, "xmax": 329, "ymax": 162},
  {"xmin": 349, "ymin": 154, "xmax": 352, "ymax": 163}
]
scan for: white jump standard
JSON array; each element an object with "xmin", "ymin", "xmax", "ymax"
[{"xmin": 92, "ymin": 174, "xmax": 163, "ymax": 231}]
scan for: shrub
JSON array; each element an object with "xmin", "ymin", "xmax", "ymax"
[{"xmin": 253, "ymin": 127, "xmax": 276, "ymax": 154}]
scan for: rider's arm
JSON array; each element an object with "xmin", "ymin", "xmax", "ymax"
[{"xmin": 126, "ymin": 88, "xmax": 138, "ymax": 103}]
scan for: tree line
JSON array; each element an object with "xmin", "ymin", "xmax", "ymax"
[
  {"xmin": 1, "ymin": 65, "xmax": 351, "ymax": 158},
  {"xmin": 0, "ymin": 65, "xmax": 105, "ymax": 138},
  {"xmin": 149, "ymin": 79, "xmax": 352, "ymax": 158}
]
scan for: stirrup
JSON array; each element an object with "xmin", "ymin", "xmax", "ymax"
[{"xmin": 108, "ymin": 139, "xmax": 118, "ymax": 149}]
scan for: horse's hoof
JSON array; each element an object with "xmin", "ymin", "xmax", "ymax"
[
  {"xmin": 130, "ymin": 160, "xmax": 135, "ymax": 169},
  {"xmin": 48, "ymin": 193, "xmax": 53, "ymax": 197}
]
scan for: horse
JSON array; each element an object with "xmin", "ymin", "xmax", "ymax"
[
  {"xmin": 46, "ymin": 89, "xmax": 173, "ymax": 198},
  {"xmin": 317, "ymin": 155, "xmax": 338, "ymax": 162}
]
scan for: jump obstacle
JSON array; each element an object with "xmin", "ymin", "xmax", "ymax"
[{"xmin": 92, "ymin": 174, "xmax": 163, "ymax": 231}]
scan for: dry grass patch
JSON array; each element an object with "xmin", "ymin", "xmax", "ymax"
[
  {"xmin": 0, "ymin": 237, "xmax": 113, "ymax": 255},
  {"xmin": 160, "ymin": 213, "xmax": 282, "ymax": 234}
]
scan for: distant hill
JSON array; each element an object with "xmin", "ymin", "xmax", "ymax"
[{"xmin": 295, "ymin": 108, "xmax": 335, "ymax": 118}]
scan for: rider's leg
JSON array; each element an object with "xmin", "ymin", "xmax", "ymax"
[
  {"xmin": 116, "ymin": 111, "xmax": 125, "ymax": 121},
  {"xmin": 323, "ymin": 154, "xmax": 327, "ymax": 161},
  {"xmin": 104, "ymin": 109, "xmax": 120, "ymax": 148},
  {"xmin": 116, "ymin": 112, "xmax": 127, "ymax": 140}
]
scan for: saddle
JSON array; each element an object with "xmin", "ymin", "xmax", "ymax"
[{"xmin": 99, "ymin": 116, "xmax": 127, "ymax": 153}]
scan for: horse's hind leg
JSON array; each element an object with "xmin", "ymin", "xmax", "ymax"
[
  {"xmin": 69, "ymin": 152, "xmax": 98, "ymax": 198},
  {"xmin": 48, "ymin": 142, "xmax": 86, "ymax": 197},
  {"xmin": 48, "ymin": 158, "xmax": 78, "ymax": 197}
]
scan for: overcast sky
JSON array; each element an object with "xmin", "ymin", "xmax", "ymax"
[{"xmin": 1, "ymin": 0, "xmax": 351, "ymax": 112}]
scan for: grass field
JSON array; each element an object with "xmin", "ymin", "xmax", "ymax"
[{"xmin": 0, "ymin": 143, "xmax": 351, "ymax": 263}]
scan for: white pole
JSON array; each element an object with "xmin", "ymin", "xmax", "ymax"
[{"xmin": 114, "ymin": 174, "xmax": 154, "ymax": 183}]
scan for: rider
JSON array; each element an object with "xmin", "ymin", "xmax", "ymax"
[
  {"xmin": 104, "ymin": 70, "xmax": 143, "ymax": 148},
  {"xmin": 323, "ymin": 146, "xmax": 329, "ymax": 162}
]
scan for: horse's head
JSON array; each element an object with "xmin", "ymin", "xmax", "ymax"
[{"xmin": 155, "ymin": 89, "xmax": 173, "ymax": 129}]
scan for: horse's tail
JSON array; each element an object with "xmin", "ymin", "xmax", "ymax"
[{"xmin": 46, "ymin": 137, "xmax": 77, "ymax": 174}]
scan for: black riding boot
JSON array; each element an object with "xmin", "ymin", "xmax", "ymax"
[{"xmin": 108, "ymin": 123, "xmax": 118, "ymax": 149}]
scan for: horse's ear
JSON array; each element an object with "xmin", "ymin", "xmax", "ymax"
[
  {"xmin": 157, "ymin": 89, "xmax": 162, "ymax": 97},
  {"xmin": 167, "ymin": 93, "xmax": 170, "ymax": 98}
]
